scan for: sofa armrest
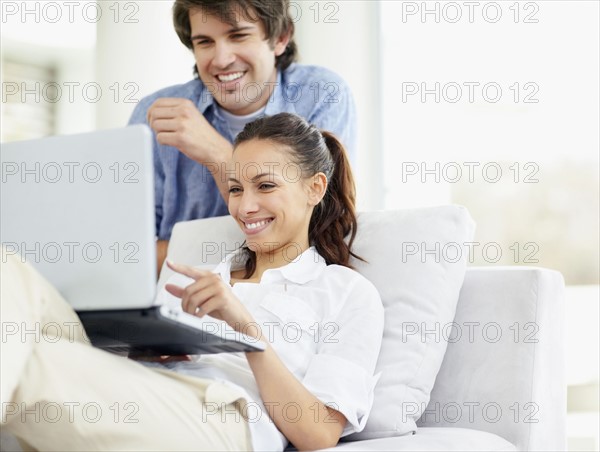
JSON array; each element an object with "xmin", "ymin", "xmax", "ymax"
[{"xmin": 417, "ymin": 267, "xmax": 566, "ymax": 451}]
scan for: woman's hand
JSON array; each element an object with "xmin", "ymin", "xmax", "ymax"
[
  {"xmin": 164, "ymin": 261, "xmax": 257, "ymax": 335},
  {"xmin": 129, "ymin": 354, "xmax": 192, "ymax": 363}
]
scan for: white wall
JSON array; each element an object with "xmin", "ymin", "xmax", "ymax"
[
  {"xmin": 1, "ymin": 13, "xmax": 96, "ymax": 137},
  {"xmin": 94, "ymin": 0, "xmax": 192, "ymax": 129},
  {"xmin": 294, "ymin": 1, "xmax": 383, "ymax": 210}
]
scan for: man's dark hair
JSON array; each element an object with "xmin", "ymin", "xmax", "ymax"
[{"xmin": 173, "ymin": 0, "xmax": 298, "ymax": 72}]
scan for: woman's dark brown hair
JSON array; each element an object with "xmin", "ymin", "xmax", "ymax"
[
  {"xmin": 173, "ymin": 0, "xmax": 298, "ymax": 72},
  {"xmin": 234, "ymin": 113, "xmax": 362, "ymax": 275}
]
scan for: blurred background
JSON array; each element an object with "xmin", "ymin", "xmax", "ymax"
[{"xmin": 1, "ymin": 1, "xmax": 598, "ymax": 449}]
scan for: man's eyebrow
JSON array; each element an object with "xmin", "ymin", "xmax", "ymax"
[
  {"xmin": 191, "ymin": 25, "xmax": 255, "ymax": 41},
  {"xmin": 228, "ymin": 172, "xmax": 276, "ymax": 183},
  {"xmin": 228, "ymin": 25, "xmax": 255, "ymax": 33}
]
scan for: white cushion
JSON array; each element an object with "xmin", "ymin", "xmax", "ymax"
[
  {"xmin": 345, "ymin": 206, "xmax": 475, "ymax": 439},
  {"xmin": 159, "ymin": 206, "xmax": 475, "ymax": 439}
]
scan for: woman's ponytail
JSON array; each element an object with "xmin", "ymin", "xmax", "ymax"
[{"xmin": 309, "ymin": 132, "xmax": 362, "ymax": 268}]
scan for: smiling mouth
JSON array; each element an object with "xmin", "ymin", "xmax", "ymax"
[
  {"xmin": 217, "ymin": 71, "xmax": 246, "ymax": 83},
  {"xmin": 244, "ymin": 218, "xmax": 273, "ymax": 230}
]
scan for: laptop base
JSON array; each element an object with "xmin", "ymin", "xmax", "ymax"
[{"xmin": 77, "ymin": 307, "xmax": 265, "ymax": 356}]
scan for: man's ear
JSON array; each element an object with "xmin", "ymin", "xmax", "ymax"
[
  {"xmin": 307, "ymin": 172, "xmax": 328, "ymax": 206},
  {"xmin": 273, "ymin": 29, "xmax": 292, "ymax": 57}
]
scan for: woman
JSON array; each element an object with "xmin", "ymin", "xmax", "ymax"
[{"xmin": 1, "ymin": 113, "xmax": 384, "ymax": 451}]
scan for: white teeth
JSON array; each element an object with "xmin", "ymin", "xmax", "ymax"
[
  {"xmin": 218, "ymin": 72, "xmax": 244, "ymax": 82},
  {"xmin": 245, "ymin": 219, "xmax": 272, "ymax": 230}
]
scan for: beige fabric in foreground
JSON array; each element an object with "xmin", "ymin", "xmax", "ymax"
[{"xmin": 0, "ymin": 253, "xmax": 252, "ymax": 451}]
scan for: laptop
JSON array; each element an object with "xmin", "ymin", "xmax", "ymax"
[{"xmin": 0, "ymin": 125, "xmax": 265, "ymax": 356}]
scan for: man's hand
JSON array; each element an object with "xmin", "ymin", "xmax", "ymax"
[
  {"xmin": 147, "ymin": 97, "xmax": 233, "ymax": 202},
  {"xmin": 147, "ymin": 98, "xmax": 231, "ymax": 166}
]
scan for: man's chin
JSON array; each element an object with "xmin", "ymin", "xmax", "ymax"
[{"xmin": 219, "ymin": 101, "xmax": 262, "ymax": 117}]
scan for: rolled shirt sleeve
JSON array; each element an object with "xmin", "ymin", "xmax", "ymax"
[{"xmin": 301, "ymin": 275, "xmax": 384, "ymax": 436}]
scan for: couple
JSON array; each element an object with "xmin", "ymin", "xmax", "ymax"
[
  {"xmin": 131, "ymin": 0, "xmax": 358, "ymax": 273},
  {"xmin": 1, "ymin": 113, "xmax": 384, "ymax": 451}
]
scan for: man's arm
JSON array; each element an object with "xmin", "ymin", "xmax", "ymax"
[
  {"xmin": 128, "ymin": 98, "xmax": 168, "ymax": 246},
  {"xmin": 156, "ymin": 240, "xmax": 169, "ymax": 278},
  {"xmin": 300, "ymin": 68, "xmax": 358, "ymax": 165},
  {"xmin": 129, "ymin": 96, "xmax": 231, "ymax": 277},
  {"xmin": 313, "ymin": 89, "xmax": 357, "ymax": 164}
]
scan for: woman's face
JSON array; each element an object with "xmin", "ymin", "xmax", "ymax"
[{"xmin": 227, "ymin": 139, "xmax": 325, "ymax": 257}]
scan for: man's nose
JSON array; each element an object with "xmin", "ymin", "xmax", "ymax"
[{"xmin": 212, "ymin": 41, "xmax": 236, "ymax": 70}]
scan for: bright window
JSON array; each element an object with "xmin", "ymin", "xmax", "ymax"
[
  {"xmin": 381, "ymin": 0, "xmax": 599, "ymax": 283},
  {"xmin": 381, "ymin": 2, "xmax": 599, "ymax": 448}
]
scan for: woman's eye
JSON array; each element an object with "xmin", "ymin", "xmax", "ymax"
[
  {"xmin": 228, "ymin": 186, "xmax": 242, "ymax": 194},
  {"xmin": 259, "ymin": 183, "xmax": 275, "ymax": 190}
]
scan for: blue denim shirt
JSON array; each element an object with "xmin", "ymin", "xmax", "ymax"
[{"xmin": 128, "ymin": 63, "xmax": 357, "ymax": 240}]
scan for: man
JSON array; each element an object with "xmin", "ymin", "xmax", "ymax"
[{"xmin": 128, "ymin": 0, "xmax": 357, "ymax": 273}]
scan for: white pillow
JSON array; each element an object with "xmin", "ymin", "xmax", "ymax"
[
  {"xmin": 160, "ymin": 206, "xmax": 475, "ymax": 439},
  {"xmin": 346, "ymin": 206, "xmax": 475, "ymax": 439}
]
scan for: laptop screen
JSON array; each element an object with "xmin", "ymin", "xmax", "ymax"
[{"xmin": 1, "ymin": 125, "xmax": 157, "ymax": 310}]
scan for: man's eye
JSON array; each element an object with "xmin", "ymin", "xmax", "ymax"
[
  {"xmin": 194, "ymin": 39, "xmax": 211, "ymax": 46},
  {"xmin": 231, "ymin": 33, "xmax": 248, "ymax": 40}
]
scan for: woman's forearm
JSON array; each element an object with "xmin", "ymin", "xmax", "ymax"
[{"xmin": 245, "ymin": 340, "xmax": 346, "ymax": 451}]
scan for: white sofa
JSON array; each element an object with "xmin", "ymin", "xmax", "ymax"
[
  {"xmin": 157, "ymin": 207, "xmax": 567, "ymax": 452},
  {"xmin": 1, "ymin": 207, "xmax": 566, "ymax": 451},
  {"xmin": 322, "ymin": 265, "xmax": 566, "ymax": 451}
]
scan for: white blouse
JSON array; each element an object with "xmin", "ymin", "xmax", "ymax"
[{"xmin": 154, "ymin": 247, "xmax": 384, "ymax": 451}]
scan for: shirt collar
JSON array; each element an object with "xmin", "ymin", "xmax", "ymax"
[
  {"xmin": 264, "ymin": 69, "xmax": 298, "ymax": 115},
  {"xmin": 213, "ymin": 246, "xmax": 327, "ymax": 285},
  {"xmin": 197, "ymin": 80, "xmax": 215, "ymax": 115}
]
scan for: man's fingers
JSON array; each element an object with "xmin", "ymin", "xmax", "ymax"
[
  {"xmin": 147, "ymin": 98, "xmax": 192, "ymax": 122},
  {"xmin": 150, "ymin": 97, "xmax": 189, "ymax": 108},
  {"xmin": 148, "ymin": 107, "xmax": 181, "ymax": 122},
  {"xmin": 148, "ymin": 118, "xmax": 180, "ymax": 132}
]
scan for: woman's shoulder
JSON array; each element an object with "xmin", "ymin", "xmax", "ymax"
[
  {"xmin": 320, "ymin": 262, "xmax": 372, "ymax": 283},
  {"xmin": 315, "ymin": 264, "xmax": 382, "ymax": 309}
]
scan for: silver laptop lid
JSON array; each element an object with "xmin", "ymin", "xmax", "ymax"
[{"xmin": 1, "ymin": 125, "xmax": 156, "ymax": 310}]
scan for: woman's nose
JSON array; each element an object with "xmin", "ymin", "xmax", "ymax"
[{"xmin": 239, "ymin": 190, "xmax": 259, "ymax": 215}]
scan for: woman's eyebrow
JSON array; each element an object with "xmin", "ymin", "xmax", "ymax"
[{"xmin": 228, "ymin": 172, "xmax": 278, "ymax": 183}]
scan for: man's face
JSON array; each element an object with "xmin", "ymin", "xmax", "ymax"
[{"xmin": 189, "ymin": 8, "xmax": 289, "ymax": 116}]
